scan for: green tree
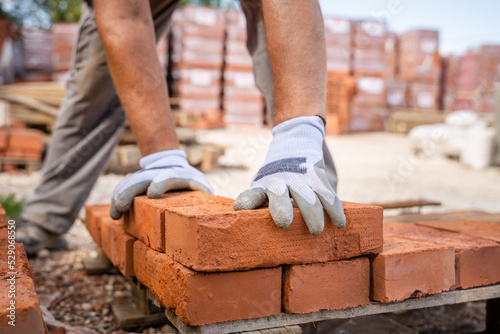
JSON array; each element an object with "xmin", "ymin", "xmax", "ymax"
[{"xmin": 35, "ymin": 0, "xmax": 82, "ymax": 23}]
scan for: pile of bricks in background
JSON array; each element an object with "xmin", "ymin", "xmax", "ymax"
[
  {"xmin": 170, "ymin": 6, "xmax": 225, "ymax": 127},
  {"xmin": 443, "ymin": 45, "xmax": 500, "ymax": 113},
  {"xmin": 0, "ymin": 204, "xmax": 48, "ymax": 333},
  {"xmin": 0, "ymin": 127, "xmax": 44, "ymax": 172},
  {"xmin": 222, "ymin": 9, "xmax": 265, "ymax": 127},
  {"xmin": 350, "ymin": 20, "xmax": 389, "ymax": 133},
  {"xmin": 8, "ymin": 6, "xmax": 500, "ymax": 132},
  {"xmin": 398, "ymin": 29, "xmax": 441, "ymax": 111},
  {"xmin": 20, "ymin": 23, "xmax": 168, "ymax": 84},
  {"xmin": 85, "ymin": 191, "xmax": 500, "ymax": 327}
]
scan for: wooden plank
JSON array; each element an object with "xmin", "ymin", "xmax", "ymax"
[
  {"xmin": 111, "ymin": 296, "xmax": 167, "ymax": 329},
  {"xmin": 165, "ymin": 285, "xmax": 500, "ymax": 334},
  {"xmin": 384, "ymin": 210, "xmax": 500, "ymax": 224},
  {"xmin": 0, "ymin": 93, "xmax": 59, "ymax": 117},
  {"xmin": 82, "ymin": 247, "xmax": 117, "ymax": 275},
  {"xmin": 372, "ymin": 200, "xmax": 441, "ymax": 210}
]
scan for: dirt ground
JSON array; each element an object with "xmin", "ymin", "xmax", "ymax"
[{"xmin": 2, "ymin": 130, "xmax": 499, "ymax": 333}]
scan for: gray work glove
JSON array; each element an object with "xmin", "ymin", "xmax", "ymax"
[
  {"xmin": 233, "ymin": 116, "xmax": 346, "ymax": 235},
  {"xmin": 110, "ymin": 149, "xmax": 213, "ymax": 219}
]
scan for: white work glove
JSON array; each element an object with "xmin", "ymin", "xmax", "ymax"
[
  {"xmin": 234, "ymin": 116, "xmax": 346, "ymax": 235},
  {"xmin": 110, "ymin": 149, "xmax": 213, "ymax": 219}
]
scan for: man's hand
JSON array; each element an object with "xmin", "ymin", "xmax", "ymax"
[
  {"xmin": 110, "ymin": 150, "xmax": 212, "ymax": 219},
  {"xmin": 233, "ymin": 116, "xmax": 346, "ymax": 235}
]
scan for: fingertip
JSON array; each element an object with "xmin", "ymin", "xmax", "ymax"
[{"xmin": 110, "ymin": 205, "xmax": 123, "ymax": 220}]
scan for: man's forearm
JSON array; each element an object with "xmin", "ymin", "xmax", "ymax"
[
  {"xmin": 94, "ymin": 0, "xmax": 178, "ymax": 156},
  {"xmin": 262, "ymin": 0, "xmax": 327, "ymax": 125}
]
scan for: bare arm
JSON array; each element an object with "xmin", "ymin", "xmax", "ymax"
[
  {"xmin": 94, "ymin": 0, "xmax": 178, "ymax": 156},
  {"xmin": 262, "ymin": 0, "xmax": 327, "ymax": 125}
]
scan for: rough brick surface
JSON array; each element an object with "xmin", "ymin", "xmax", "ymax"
[
  {"xmin": 133, "ymin": 240, "xmax": 281, "ymax": 326},
  {"xmin": 100, "ymin": 216, "xmax": 135, "ymax": 276},
  {"xmin": 417, "ymin": 220, "xmax": 500, "ymax": 243},
  {"xmin": 85, "ymin": 204, "xmax": 111, "ymax": 246},
  {"xmin": 283, "ymin": 257, "xmax": 370, "ymax": 314},
  {"xmin": 0, "ymin": 243, "xmax": 46, "ymax": 333},
  {"xmin": 0, "ymin": 277, "xmax": 47, "ymax": 333},
  {"xmin": 125, "ymin": 191, "xmax": 233, "ymax": 252},
  {"xmin": 370, "ymin": 235, "xmax": 455, "ymax": 302},
  {"xmin": 164, "ymin": 201, "xmax": 383, "ymax": 272},
  {"xmin": 385, "ymin": 222, "xmax": 500, "ymax": 289}
]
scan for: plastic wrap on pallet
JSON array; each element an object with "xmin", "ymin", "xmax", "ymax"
[{"xmin": 22, "ymin": 28, "xmax": 54, "ymax": 74}]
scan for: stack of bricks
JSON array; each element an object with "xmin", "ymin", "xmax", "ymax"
[
  {"xmin": 0, "ymin": 205, "xmax": 48, "ymax": 333},
  {"xmin": 398, "ymin": 29, "xmax": 441, "ymax": 111},
  {"xmin": 170, "ymin": 6, "xmax": 225, "ymax": 117},
  {"xmin": 323, "ymin": 17, "xmax": 354, "ymax": 135},
  {"xmin": 86, "ymin": 191, "xmax": 384, "ymax": 325},
  {"xmin": 442, "ymin": 55, "xmax": 463, "ymax": 111},
  {"xmin": 21, "ymin": 28, "xmax": 54, "ymax": 82},
  {"xmin": 51, "ymin": 22, "xmax": 79, "ymax": 82},
  {"xmin": 350, "ymin": 20, "xmax": 389, "ymax": 132},
  {"xmin": 222, "ymin": 9, "xmax": 264, "ymax": 127},
  {"xmin": 451, "ymin": 45, "xmax": 500, "ymax": 113},
  {"xmin": 0, "ymin": 127, "xmax": 44, "ymax": 172},
  {"xmin": 85, "ymin": 191, "xmax": 500, "ymax": 327}
]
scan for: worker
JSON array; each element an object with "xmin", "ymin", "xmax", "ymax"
[{"xmin": 16, "ymin": 0, "xmax": 346, "ymax": 256}]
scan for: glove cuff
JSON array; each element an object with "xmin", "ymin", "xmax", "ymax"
[
  {"xmin": 140, "ymin": 149, "xmax": 187, "ymax": 169},
  {"xmin": 272, "ymin": 116, "xmax": 325, "ymax": 138}
]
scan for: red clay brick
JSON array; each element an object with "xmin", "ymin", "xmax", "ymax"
[
  {"xmin": 283, "ymin": 257, "xmax": 370, "ymax": 314},
  {"xmin": 85, "ymin": 204, "xmax": 111, "ymax": 246},
  {"xmin": 125, "ymin": 191, "xmax": 233, "ymax": 252},
  {"xmin": 0, "ymin": 244, "xmax": 46, "ymax": 333},
  {"xmin": 4, "ymin": 149, "xmax": 24, "ymax": 158},
  {"xmin": 164, "ymin": 201, "xmax": 383, "ymax": 272},
  {"xmin": 100, "ymin": 216, "xmax": 135, "ymax": 276},
  {"xmin": 24, "ymin": 149, "xmax": 42, "ymax": 160},
  {"xmin": 417, "ymin": 220, "xmax": 500, "ymax": 243},
  {"xmin": 0, "ymin": 277, "xmax": 47, "ymax": 333},
  {"xmin": 8, "ymin": 128, "xmax": 44, "ymax": 152},
  {"xmin": 370, "ymin": 235, "xmax": 455, "ymax": 302},
  {"xmin": 133, "ymin": 240, "xmax": 281, "ymax": 326},
  {"xmin": 0, "ymin": 244, "xmax": 33, "ymax": 278},
  {"xmin": 385, "ymin": 222, "xmax": 500, "ymax": 289}
]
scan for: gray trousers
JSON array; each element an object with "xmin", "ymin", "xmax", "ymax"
[{"xmin": 22, "ymin": 0, "xmax": 338, "ymax": 234}]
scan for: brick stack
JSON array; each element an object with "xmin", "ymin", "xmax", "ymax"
[
  {"xmin": 452, "ymin": 45, "xmax": 500, "ymax": 113},
  {"xmin": 0, "ymin": 127, "xmax": 44, "ymax": 171},
  {"xmin": 350, "ymin": 20, "xmax": 389, "ymax": 132},
  {"xmin": 85, "ymin": 192, "xmax": 500, "ymax": 327},
  {"xmin": 398, "ymin": 29, "xmax": 441, "ymax": 111},
  {"xmin": 21, "ymin": 28, "xmax": 54, "ymax": 82},
  {"xmin": 52, "ymin": 22, "xmax": 79, "ymax": 81},
  {"xmin": 323, "ymin": 17, "xmax": 353, "ymax": 135},
  {"xmin": 86, "ymin": 191, "xmax": 383, "ymax": 325},
  {"xmin": 222, "ymin": 9, "xmax": 264, "ymax": 127},
  {"xmin": 170, "ymin": 6, "xmax": 225, "ymax": 117},
  {"xmin": 0, "ymin": 205, "xmax": 48, "ymax": 333},
  {"xmin": 442, "ymin": 55, "xmax": 462, "ymax": 111}
]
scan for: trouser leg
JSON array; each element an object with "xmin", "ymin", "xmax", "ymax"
[
  {"xmin": 21, "ymin": 4, "xmax": 126, "ymax": 234},
  {"xmin": 240, "ymin": 1, "xmax": 339, "ymax": 191},
  {"xmin": 22, "ymin": 1, "xmax": 180, "ymax": 234}
]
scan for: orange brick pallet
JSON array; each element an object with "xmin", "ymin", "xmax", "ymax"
[{"xmin": 85, "ymin": 192, "xmax": 500, "ymax": 334}]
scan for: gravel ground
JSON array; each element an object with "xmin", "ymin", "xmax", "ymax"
[{"xmin": 2, "ymin": 129, "xmax": 499, "ymax": 333}]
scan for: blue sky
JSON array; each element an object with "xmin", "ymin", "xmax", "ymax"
[{"xmin": 319, "ymin": 0, "xmax": 500, "ymax": 55}]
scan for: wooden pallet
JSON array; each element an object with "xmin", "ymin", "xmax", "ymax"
[
  {"xmin": 385, "ymin": 109, "xmax": 446, "ymax": 134},
  {"xmin": 162, "ymin": 285, "xmax": 500, "ymax": 334}
]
